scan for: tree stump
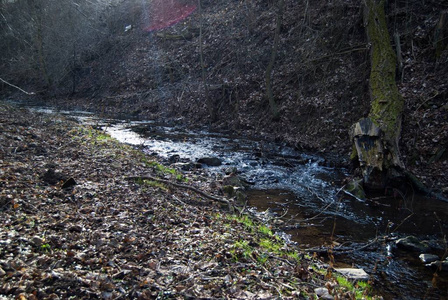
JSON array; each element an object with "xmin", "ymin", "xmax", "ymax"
[{"xmin": 350, "ymin": 0, "xmax": 405, "ymax": 191}]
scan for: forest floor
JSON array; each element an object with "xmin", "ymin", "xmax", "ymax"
[{"xmin": 0, "ymin": 103, "xmax": 379, "ymax": 299}]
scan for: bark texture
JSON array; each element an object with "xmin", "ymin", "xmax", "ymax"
[
  {"xmin": 351, "ymin": 0, "xmax": 405, "ymax": 190},
  {"xmin": 434, "ymin": 10, "xmax": 448, "ymax": 58}
]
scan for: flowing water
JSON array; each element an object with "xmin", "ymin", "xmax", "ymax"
[
  {"xmin": 98, "ymin": 118, "xmax": 448, "ymax": 300},
  {"xmin": 12, "ymin": 103, "xmax": 448, "ymax": 299}
]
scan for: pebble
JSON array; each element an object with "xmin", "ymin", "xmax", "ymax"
[
  {"xmin": 335, "ymin": 268, "xmax": 369, "ymax": 281},
  {"xmin": 0, "ymin": 267, "xmax": 5, "ymax": 276},
  {"xmin": 31, "ymin": 236, "xmax": 44, "ymax": 247},
  {"xmin": 314, "ymin": 287, "xmax": 333, "ymax": 299}
]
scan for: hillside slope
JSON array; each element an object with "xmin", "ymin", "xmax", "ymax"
[{"xmin": 10, "ymin": 0, "xmax": 448, "ymax": 196}]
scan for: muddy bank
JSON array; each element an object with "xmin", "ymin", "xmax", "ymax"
[{"xmin": 0, "ymin": 102, "xmax": 380, "ymax": 299}]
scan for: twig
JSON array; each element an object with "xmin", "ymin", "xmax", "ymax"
[
  {"xmin": 303, "ymin": 237, "xmax": 381, "ymax": 254},
  {"xmin": 127, "ymin": 175, "xmax": 230, "ymax": 205},
  {"xmin": 309, "ymin": 46, "xmax": 368, "ymax": 62},
  {"xmin": 414, "ymin": 91, "xmax": 440, "ymax": 113}
]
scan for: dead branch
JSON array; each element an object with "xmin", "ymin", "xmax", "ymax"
[
  {"xmin": 0, "ymin": 77, "xmax": 35, "ymax": 95},
  {"xmin": 127, "ymin": 174, "xmax": 231, "ymax": 205},
  {"xmin": 303, "ymin": 237, "xmax": 382, "ymax": 254}
]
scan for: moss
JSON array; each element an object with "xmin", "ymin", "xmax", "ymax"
[
  {"xmin": 222, "ymin": 185, "xmax": 235, "ymax": 197},
  {"xmin": 365, "ymin": 0, "xmax": 404, "ymax": 142},
  {"xmin": 345, "ymin": 179, "xmax": 366, "ymax": 200},
  {"xmin": 350, "ymin": 144, "xmax": 358, "ymax": 161}
]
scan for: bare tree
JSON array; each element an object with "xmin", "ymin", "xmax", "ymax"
[
  {"xmin": 0, "ymin": 0, "xmax": 114, "ymax": 94},
  {"xmin": 265, "ymin": 0, "xmax": 283, "ymax": 121}
]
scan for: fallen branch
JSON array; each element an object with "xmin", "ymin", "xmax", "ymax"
[
  {"xmin": 0, "ymin": 77, "xmax": 35, "ymax": 95},
  {"xmin": 303, "ymin": 237, "xmax": 381, "ymax": 254},
  {"xmin": 127, "ymin": 174, "xmax": 231, "ymax": 205}
]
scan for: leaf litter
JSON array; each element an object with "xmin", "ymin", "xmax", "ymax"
[{"xmin": 0, "ymin": 103, "xmax": 378, "ymax": 299}]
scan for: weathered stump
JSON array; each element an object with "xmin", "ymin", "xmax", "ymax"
[{"xmin": 351, "ymin": 118, "xmax": 384, "ymax": 190}]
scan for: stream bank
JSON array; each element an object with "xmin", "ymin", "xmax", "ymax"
[
  {"xmin": 87, "ymin": 109, "xmax": 448, "ymax": 299},
  {"xmin": 3, "ymin": 101, "xmax": 448, "ymax": 299},
  {"xmin": 1, "ymin": 102, "xmax": 381, "ymax": 299}
]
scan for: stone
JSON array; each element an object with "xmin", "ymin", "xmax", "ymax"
[
  {"xmin": 235, "ymin": 189, "xmax": 247, "ymax": 204},
  {"xmin": 335, "ymin": 268, "xmax": 369, "ymax": 281},
  {"xmin": 197, "ymin": 157, "xmax": 222, "ymax": 166},
  {"xmin": 396, "ymin": 236, "xmax": 430, "ymax": 253},
  {"xmin": 0, "ymin": 267, "xmax": 5, "ymax": 277},
  {"xmin": 61, "ymin": 177, "xmax": 77, "ymax": 189},
  {"xmin": 427, "ymin": 260, "xmax": 448, "ymax": 272},
  {"xmin": 222, "ymin": 185, "xmax": 235, "ymax": 197},
  {"xmin": 168, "ymin": 154, "xmax": 180, "ymax": 163},
  {"xmin": 344, "ymin": 179, "xmax": 366, "ymax": 200},
  {"xmin": 224, "ymin": 167, "xmax": 238, "ymax": 175},
  {"xmin": 314, "ymin": 287, "xmax": 333, "ymax": 299},
  {"xmin": 174, "ymin": 162, "xmax": 201, "ymax": 171},
  {"xmin": 419, "ymin": 254, "xmax": 439, "ymax": 264},
  {"xmin": 222, "ymin": 174, "xmax": 247, "ymax": 188},
  {"xmin": 31, "ymin": 236, "xmax": 44, "ymax": 247}
]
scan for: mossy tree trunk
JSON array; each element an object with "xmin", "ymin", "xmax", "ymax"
[{"xmin": 350, "ymin": 0, "xmax": 405, "ymax": 190}]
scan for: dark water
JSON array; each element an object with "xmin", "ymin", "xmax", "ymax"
[{"xmin": 12, "ymin": 102, "xmax": 448, "ymax": 299}]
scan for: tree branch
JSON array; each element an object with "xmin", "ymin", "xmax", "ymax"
[
  {"xmin": 127, "ymin": 175, "xmax": 231, "ymax": 205},
  {"xmin": 0, "ymin": 77, "xmax": 35, "ymax": 95}
]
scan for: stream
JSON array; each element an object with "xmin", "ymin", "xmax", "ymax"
[{"xmin": 15, "ymin": 103, "xmax": 448, "ymax": 299}]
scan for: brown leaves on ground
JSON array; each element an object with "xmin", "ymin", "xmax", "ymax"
[{"xmin": 1, "ymin": 104, "xmax": 345, "ymax": 299}]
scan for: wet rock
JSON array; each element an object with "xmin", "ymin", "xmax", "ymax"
[
  {"xmin": 335, "ymin": 268, "xmax": 369, "ymax": 281},
  {"xmin": 344, "ymin": 179, "xmax": 366, "ymax": 200},
  {"xmin": 222, "ymin": 185, "xmax": 246, "ymax": 203},
  {"xmin": 222, "ymin": 174, "xmax": 246, "ymax": 188},
  {"xmin": 235, "ymin": 189, "xmax": 247, "ymax": 204},
  {"xmin": 168, "ymin": 154, "xmax": 180, "ymax": 163},
  {"xmin": 174, "ymin": 162, "xmax": 201, "ymax": 171},
  {"xmin": 314, "ymin": 287, "xmax": 333, "ymax": 299},
  {"xmin": 427, "ymin": 260, "xmax": 448, "ymax": 272},
  {"xmin": 224, "ymin": 166, "xmax": 238, "ymax": 175},
  {"xmin": 396, "ymin": 236, "xmax": 430, "ymax": 252},
  {"xmin": 419, "ymin": 254, "xmax": 439, "ymax": 264},
  {"xmin": 197, "ymin": 157, "xmax": 222, "ymax": 166},
  {"xmin": 222, "ymin": 185, "xmax": 235, "ymax": 197}
]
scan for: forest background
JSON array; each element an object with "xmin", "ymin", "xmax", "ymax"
[{"xmin": 1, "ymin": 0, "xmax": 447, "ymax": 196}]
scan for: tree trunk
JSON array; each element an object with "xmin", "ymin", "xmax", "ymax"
[
  {"xmin": 350, "ymin": 0, "xmax": 405, "ymax": 190},
  {"xmin": 434, "ymin": 10, "xmax": 448, "ymax": 58},
  {"xmin": 265, "ymin": 0, "xmax": 283, "ymax": 120},
  {"xmin": 198, "ymin": 0, "xmax": 214, "ymax": 122},
  {"xmin": 34, "ymin": 5, "xmax": 52, "ymax": 88}
]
